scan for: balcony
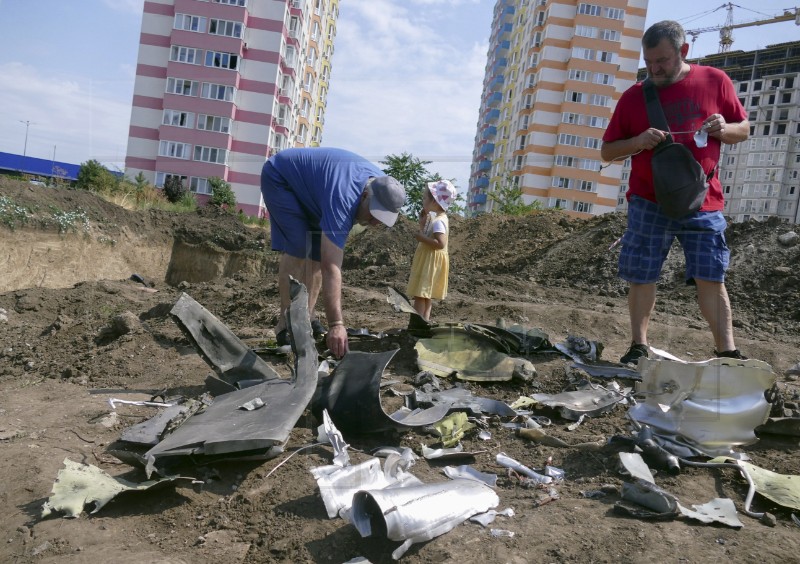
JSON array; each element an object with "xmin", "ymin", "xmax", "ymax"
[
  {"xmin": 495, "ymin": 40, "xmax": 510, "ymax": 56},
  {"xmin": 477, "ymin": 159, "xmax": 491, "ymax": 172},
  {"xmin": 491, "ymin": 57, "xmax": 507, "ymax": 75},
  {"xmin": 490, "ymin": 75, "xmax": 504, "ymax": 90},
  {"xmin": 472, "ymin": 193, "xmax": 488, "ymax": 204},
  {"xmin": 497, "ymin": 22, "xmax": 512, "ymax": 41},
  {"xmin": 475, "ymin": 177, "xmax": 489, "ymax": 188},
  {"xmin": 487, "ymin": 92, "xmax": 502, "ymax": 108},
  {"xmin": 479, "ymin": 143, "xmax": 495, "ymax": 156},
  {"xmin": 482, "ymin": 125, "xmax": 497, "ymax": 140},
  {"xmin": 485, "ymin": 108, "xmax": 500, "ymax": 123}
]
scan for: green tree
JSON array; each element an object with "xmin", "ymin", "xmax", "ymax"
[
  {"xmin": 163, "ymin": 175, "xmax": 187, "ymax": 203},
  {"xmin": 208, "ymin": 177, "xmax": 237, "ymax": 212},
  {"xmin": 488, "ymin": 175, "xmax": 542, "ymax": 215},
  {"xmin": 381, "ymin": 152, "xmax": 447, "ymax": 221},
  {"xmin": 76, "ymin": 160, "xmax": 118, "ymax": 193}
]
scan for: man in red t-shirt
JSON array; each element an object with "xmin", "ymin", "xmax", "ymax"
[{"xmin": 601, "ymin": 20, "xmax": 749, "ymax": 365}]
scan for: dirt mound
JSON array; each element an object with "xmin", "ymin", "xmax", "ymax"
[{"xmin": 2, "ymin": 178, "xmax": 800, "ymax": 563}]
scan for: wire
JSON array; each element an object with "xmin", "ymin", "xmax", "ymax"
[{"xmin": 599, "ymin": 150, "xmax": 642, "ymax": 171}]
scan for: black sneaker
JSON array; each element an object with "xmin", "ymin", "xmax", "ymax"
[
  {"xmin": 311, "ymin": 319, "xmax": 328, "ymax": 338},
  {"xmin": 275, "ymin": 328, "xmax": 289, "ymax": 347},
  {"xmin": 715, "ymin": 349, "xmax": 748, "ymax": 360},
  {"xmin": 620, "ymin": 342, "xmax": 649, "ymax": 365}
]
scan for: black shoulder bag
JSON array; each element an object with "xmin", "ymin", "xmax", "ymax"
[{"xmin": 643, "ymin": 79, "xmax": 710, "ymax": 219}]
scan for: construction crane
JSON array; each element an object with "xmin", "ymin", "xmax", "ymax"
[{"xmin": 685, "ymin": 3, "xmax": 800, "ymax": 54}]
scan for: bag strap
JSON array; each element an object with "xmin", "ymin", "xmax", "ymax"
[{"xmin": 642, "ymin": 79, "xmax": 673, "ymax": 143}]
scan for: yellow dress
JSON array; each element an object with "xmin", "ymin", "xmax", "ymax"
[{"xmin": 407, "ymin": 212, "xmax": 449, "ymax": 300}]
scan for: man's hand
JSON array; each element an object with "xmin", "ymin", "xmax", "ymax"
[
  {"xmin": 326, "ymin": 324, "xmax": 349, "ymax": 358},
  {"xmin": 637, "ymin": 127, "xmax": 667, "ymax": 151},
  {"xmin": 702, "ymin": 113, "xmax": 726, "ymax": 140}
]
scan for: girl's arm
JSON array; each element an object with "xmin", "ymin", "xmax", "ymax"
[{"xmin": 414, "ymin": 230, "xmax": 446, "ymax": 250}]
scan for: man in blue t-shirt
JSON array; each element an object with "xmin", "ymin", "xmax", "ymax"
[{"xmin": 261, "ymin": 147, "xmax": 405, "ymax": 358}]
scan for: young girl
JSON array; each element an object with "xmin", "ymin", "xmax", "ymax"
[{"xmin": 407, "ymin": 180, "xmax": 457, "ymax": 321}]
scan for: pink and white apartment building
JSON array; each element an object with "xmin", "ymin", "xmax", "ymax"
[{"xmin": 124, "ymin": 0, "xmax": 339, "ymax": 216}]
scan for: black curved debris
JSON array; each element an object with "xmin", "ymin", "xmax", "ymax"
[
  {"xmin": 143, "ymin": 279, "xmax": 318, "ymax": 476},
  {"xmin": 313, "ymin": 349, "xmax": 449, "ymax": 434}
]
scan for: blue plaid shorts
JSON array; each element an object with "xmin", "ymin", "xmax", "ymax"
[{"xmin": 619, "ymin": 197, "xmax": 730, "ymax": 284}]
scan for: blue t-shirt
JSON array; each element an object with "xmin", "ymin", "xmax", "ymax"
[{"xmin": 267, "ymin": 148, "xmax": 382, "ymax": 248}]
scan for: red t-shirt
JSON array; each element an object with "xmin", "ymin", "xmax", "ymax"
[{"xmin": 603, "ymin": 65, "xmax": 747, "ymax": 210}]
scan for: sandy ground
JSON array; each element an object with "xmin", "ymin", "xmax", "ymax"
[{"xmin": 1, "ymin": 177, "xmax": 800, "ymax": 563}]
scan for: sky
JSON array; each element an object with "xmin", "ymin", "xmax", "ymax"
[{"xmin": 0, "ymin": 0, "xmax": 798, "ymax": 193}]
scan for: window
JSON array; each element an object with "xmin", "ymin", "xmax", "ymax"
[
  {"xmin": 584, "ymin": 137, "xmax": 600, "ymax": 149},
  {"xmin": 166, "ymin": 78, "xmax": 199, "ymax": 96},
  {"xmin": 604, "ymin": 7, "xmax": 624, "ymax": 19},
  {"xmin": 568, "ymin": 69, "xmax": 591, "ymax": 82},
  {"xmin": 776, "ymin": 124, "xmax": 786, "ymax": 135},
  {"xmin": 586, "ymin": 115, "xmax": 608, "ymax": 128},
  {"xmin": 578, "ymin": 3, "xmax": 601, "ymax": 16},
  {"xmin": 555, "ymin": 155, "xmax": 575, "ymax": 167},
  {"xmin": 190, "ymin": 177, "xmax": 212, "ymax": 195},
  {"xmin": 174, "ymin": 14, "xmax": 207, "ymax": 32},
  {"xmin": 155, "ymin": 173, "xmax": 188, "ymax": 188},
  {"xmin": 197, "ymin": 114, "xmax": 231, "ymax": 133},
  {"xmin": 781, "ymin": 92, "xmax": 792, "ymax": 104},
  {"xmin": 170, "ymin": 46, "xmax": 201, "ymax": 65},
  {"xmin": 158, "ymin": 141, "xmax": 191, "ymax": 159},
  {"xmin": 162, "ymin": 109, "xmax": 195, "ymax": 128},
  {"xmin": 205, "ymin": 50, "xmax": 239, "ymax": 70},
  {"xmin": 201, "ymin": 82, "xmax": 235, "ymax": 101},
  {"xmin": 598, "ymin": 51, "xmax": 616, "ymax": 63},
  {"xmin": 209, "ymin": 18, "xmax": 243, "ymax": 38},
  {"xmin": 600, "ymin": 28, "xmax": 620, "ymax": 41},
  {"xmin": 194, "ymin": 145, "xmax": 228, "ymax": 164},
  {"xmin": 750, "ymin": 96, "xmax": 759, "ymax": 106},
  {"xmin": 575, "ymin": 25, "xmax": 597, "ymax": 38},
  {"xmin": 558, "ymin": 133, "xmax": 581, "ymax": 146},
  {"xmin": 589, "ymin": 93, "xmax": 610, "ymax": 107},
  {"xmin": 552, "ymin": 176, "xmax": 574, "ymax": 188},
  {"xmin": 562, "ymin": 112, "xmax": 582, "ymax": 125},
  {"xmin": 593, "ymin": 72, "xmax": 614, "ymax": 85},
  {"xmin": 572, "ymin": 47, "xmax": 596, "ymax": 61},
  {"xmin": 579, "ymin": 180, "xmax": 594, "ymax": 192},
  {"xmin": 573, "ymin": 201, "xmax": 593, "ymax": 213},
  {"xmin": 566, "ymin": 91, "xmax": 585, "ymax": 103},
  {"xmin": 785, "ymin": 77, "xmax": 794, "ymax": 88},
  {"xmin": 753, "ymin": 80, "xmax": 762, "ymax": 90},
  {"xmin": 738, "ymin": 82, "xmax": 748, "ymax": 93},
  {"xmin": 212, "ymin": 0, "xmax": 246, "ymax": 6}
]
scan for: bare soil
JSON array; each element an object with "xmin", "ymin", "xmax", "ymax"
[{"xmin": 1, "ymin": 177, "xmax": 800, "ymax": 564}]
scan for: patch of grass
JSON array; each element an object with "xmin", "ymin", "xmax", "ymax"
[{"xmin": 0, "ymin": 195, "xmax": 31, "ymax": 230}]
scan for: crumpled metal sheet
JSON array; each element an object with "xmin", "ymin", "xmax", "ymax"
[
  {"xmin": 628, "ymin": 357, "xmax": 777, "ymax": 456},
  {"xmin": 313, "ymin": 349, "xmax": 449, "ymax": 434},
  {"xmin": 414, "ymin": 386, "xmax": 517, "ymax": 417},
  {"xmin": 529, "ymin": 385, "xmax": 628, "ymax": 421},
  {"xmin": 678, "ymin": 498, "xmax": 743, "ymax": 528},
  {"xmin": 414, "ymin": 327, "xmax": 517, "ymax": 382},
  {"xmin": 350, "ymin": 478, "xmax": 499, "ymax": 559},
  {"xmin": 143, "ymin": 281, "xmax": 318, "ymax": 476},
  {"xmin": 42, "ymin": 458, "xmax": 186, "ymax": 518}
]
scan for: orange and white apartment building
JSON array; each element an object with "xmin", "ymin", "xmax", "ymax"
[
  {"xmin": 124, "ymin": 0, "xmax": 338, "ymax": 216},
  {"xmin": 468, "ymin": 0, "xmax": 647, "ymax": 218}
]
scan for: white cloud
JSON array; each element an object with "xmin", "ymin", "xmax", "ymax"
[
  {"xmin": 0, "ymin": 63, "xmax": 131, "ymax": 169},
  {"xmin": 101, "ymin": 0, "xmax": 144, "ymax": 15},
  {"xmin": 324, "ymin": 1, "xmax": 489, "ymax": 191}
]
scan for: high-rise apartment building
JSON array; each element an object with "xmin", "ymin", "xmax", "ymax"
[
  {"xmin": 616, "ymin": 41, "xmax": 800, "ymax": 224},
  {"xmin": 468, "ymin": 0, "xmax": 647, "ymax": 218},
  {"xmin": 125, "ymin": 0, "xmax": 339, "ymax": 216}
]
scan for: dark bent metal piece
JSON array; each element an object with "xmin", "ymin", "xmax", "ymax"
[
  {"xmin": 313, "ymin": 349, "xmax": 450, "ymax": 434},
  {"xmin": 143, "ymin": 279, "xmax": 318, "ymax": 476}
]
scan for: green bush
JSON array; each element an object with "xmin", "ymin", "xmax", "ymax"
[
  {"xmin": 163, "ymin": 175, "xmax": 187, "ymax": 203},
  {"xmin": 208, "ymin": 177, "xmax": 237, "ymax": 212}
]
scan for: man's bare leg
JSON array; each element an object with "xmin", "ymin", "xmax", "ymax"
[
  {"xmin": 695, "ymin": 279, "xmax": 735, "ymax": 352},
  {"xmin": 629, "ymin": 282, "xmax": 656, "ymax": 345},
  {"xmin": 275, "ymin": 253, "xmax": 307, "ymax": 332}
]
